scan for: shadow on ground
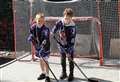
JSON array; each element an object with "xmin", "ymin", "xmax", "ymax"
[
  {"xmin": 0, "ymin": 57, "xmax": 14, "ymax": 65},
  {"xmin": 51, "ymin": 77, "xmax": 112, "ymax": 82}
]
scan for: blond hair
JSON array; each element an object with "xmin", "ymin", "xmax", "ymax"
[{"xmin": 34, "ymin": 12, "xmax": 44, "ymax": 22}]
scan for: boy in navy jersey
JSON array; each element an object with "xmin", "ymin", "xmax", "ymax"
[
  {"xmin": 52, "ymin": 8, "xmax": 76, "ymax": 81},
  {"xmin": 28, "ymin": 12, "xmax": 50, "ymax": 82}
]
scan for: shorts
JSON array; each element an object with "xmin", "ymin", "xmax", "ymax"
[{"xmin": 35, "ymin": 49, "xmax": 50, "ymax": 61}]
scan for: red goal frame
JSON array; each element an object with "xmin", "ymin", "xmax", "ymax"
[{"xmin": 30, "ymin": 16, "xmax": 103, "ymax": 65}]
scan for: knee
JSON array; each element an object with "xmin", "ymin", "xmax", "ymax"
[{"xmin": 61, "ymin": 53, "xmax": 66, "ymax": 58}]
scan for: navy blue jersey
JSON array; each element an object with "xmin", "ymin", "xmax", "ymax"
[
  {"xmin": 28, "ymin": 24, "xmax": 50, "ymax": 52},
  {"xmin": 52, "ymin": 19, "xmax": 76, "ymax": 48}
]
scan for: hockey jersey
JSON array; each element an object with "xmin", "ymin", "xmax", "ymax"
[
  {"xmin": 28, "ymin": 24, "xmax": 50, "ymax": 51},
  {"xmin": 52, "ymin": 19, "xmax": 76, "ymax": 48}
]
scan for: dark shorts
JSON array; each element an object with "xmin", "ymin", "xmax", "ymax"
[{"xmin": 58, "ymin": 44, "xmax": 74, "ymax": 55}]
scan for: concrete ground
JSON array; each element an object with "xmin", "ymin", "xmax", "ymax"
[{"xmin": 0, "ymin": 55, "xmax": 120, "ymax": 82}]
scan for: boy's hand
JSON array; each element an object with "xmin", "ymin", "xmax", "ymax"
[
  {"xmin": 35, "ymin": 45, "xmax": 43, "ymax": 57},
  {"xmin": 35, "ymin": 44, "xmax": 41, "ymax": 51},
  {"xmin": 28, "ymin": 34, "xmax": 33, "ymax": 42},
  {"xmin": 42, "ymin": 40, "xmax": 46, "ymax": 45},
  {"xmin": 59, "ymin": 31, "xmax": 65, "ymax": 40}
]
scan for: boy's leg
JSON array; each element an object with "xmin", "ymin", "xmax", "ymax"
[
  {"xmin": 68, "ymin": 49, "xmax": 74, "ymax": 81},
  {"xmin": 43, "ymin": 57, "xmax": 49, "ymax": 76},
  {"xmin": 60, "ymin": 53, "xmax": 67, "ymax": 79},
  {"xmin": 40, "ymin": 58, "xmax": 45, "ymax": 73},
  {"xmin": 35, "ymin": 49, "xmax": 46, "ymax": 80},
  {"xmin": 37, "ymin": 58, "xmax": 46, "ymax": 80},
  {"xmin": 58, "ymin": 46, "xmax": 67, "ymax": 79},
  {"xmin": 44, "ymin": 56, "xmax": 51, "ymax": 82}
]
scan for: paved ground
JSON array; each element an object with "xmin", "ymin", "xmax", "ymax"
[{"xmin": 0, "ymin": 55, "xmax": 120, "ymax": 82}]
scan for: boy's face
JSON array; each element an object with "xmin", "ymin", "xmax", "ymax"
[
  {"xmin": 36, "ymin": 16, "xmax": 45, "ymax": 25},
  {"xmin": 63, "ymin": 15, "xmax": 72, "ymax": 25}
]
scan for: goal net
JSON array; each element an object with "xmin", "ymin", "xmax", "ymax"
[
  {"xmin": 13, "ymin": 0, "xmax": 120, "ymax": 66},
  {"xmin": 29, "ymin": 16, "xmax": 102, "ymax": 64}
]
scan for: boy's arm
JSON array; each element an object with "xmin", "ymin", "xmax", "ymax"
[
  {"xmin": 41, "ymin": 28, "xmax": 50, "ymax": 46},
  {"xmin": 52, "ymin": 20, "xmax": 62, "ymax": 34},
  {"xmin": 28, "ymin": 25, "xmax": 37, "ymax": 45},
  {"xmin": 68, "ymin": 26, "xmax": 76, "ymax": 47}
]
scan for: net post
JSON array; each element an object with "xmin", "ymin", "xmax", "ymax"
[
  {"xmin": 98, "ymin": 24, "xmax": 103, "ymax": 66},
  {"xmin": 12, "ymin": 0, "xmax": 17, "ymax": 58},
  {"xmin": 29, "ymin": 0, "xmax": 36, "ymax": 61},
  {"xmin": 31, "ymin": 44, "xmax": 35, "ymax": 61},
  {"xmin": 96, "ymin": 0, "xmax": 103, "ymax": 66},
  {"xmin": 118, "ymin": 0, "xmax": 120, "ymax": 33}
]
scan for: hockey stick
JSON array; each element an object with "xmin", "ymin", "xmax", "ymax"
[{"xmin": 53, "ymin": 35, "xmax": 98, "ymax": 82}]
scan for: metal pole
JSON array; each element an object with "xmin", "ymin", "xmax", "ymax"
[
  {"xmin": 12, "ymin": 0, "xmax": 17, "ymax": 58},
  {"xmin": 96, "ymin": 0, "xmax": 103, "ymax": 66},
  {"xmin": 28, "ymin": 0, "xmax": 35, "ymax": 61},
  {"xmin": 29, "ymin": 0, "xmax": 34, "ymax": 23},
  {"xmin": 118, "ymin": 0, "xmax": 120, "ymax": 34}
]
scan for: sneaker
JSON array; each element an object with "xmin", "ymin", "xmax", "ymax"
[
  {"xmin": 68, "ymin": 74, "xmax": 74, "ymax": 81},
  {"xmin": 37, "ymin": 73, "xmax": 46, "ymax": 80},
  {"xmin": 45, "ymin": 76, "xmax": 51, "ymax": 82},
  {"xmin": 60, "ymin": 73, "xmax": 67, "ymax": 79}
]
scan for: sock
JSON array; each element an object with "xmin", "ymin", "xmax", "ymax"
[
  {"xmin": 46, "ymin": 73, "xmax": 49, "ymax": 77},
  {"xmin": 42, "ymin": 71, "xmax": 46, "ymax": 74}
]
